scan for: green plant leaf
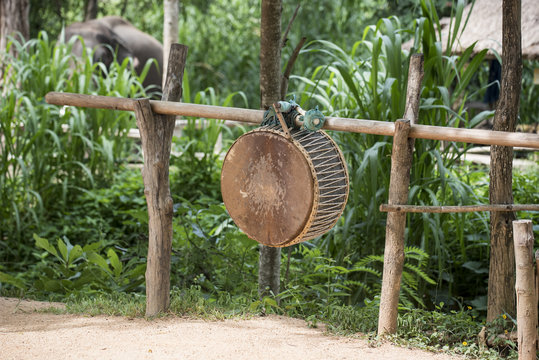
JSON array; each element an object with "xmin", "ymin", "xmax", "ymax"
[
  {"xmin": 0, "ymin": 271, "xmax": 26, "ymax": 290},
  {"xmin": 68, "ymin": 245, "xmax": 84, "ymax": 266},
  {"xmin": 33, "ymin": 233, "xmax": 59, "ymax": 259},
  {"xmin": 88, "ymin": 252, "xmax": 111, "ymax": 275},
  {"xmin": 107, "ymin": 248, "xmax": 122, "ymax": 277},
  {"xmin": 57, "ymin": 238, "xmax": 68, "ymax": 263}
]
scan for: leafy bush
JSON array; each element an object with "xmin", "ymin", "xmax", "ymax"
[
  {"xmin": 1, "ymin": 32, "xmax": 145, "ymax": 261},
  {"xmin": 169, "ymin": 200, "xmax": 259, "ymax": 295},
  {"xmin": 0, "ymin": 234, "xmax": 146, "ymax": 299},
  {"xmin": 288, "ymin": 0, "xmax": 497, "ymax": 309}
]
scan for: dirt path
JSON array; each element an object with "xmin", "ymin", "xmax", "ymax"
[{"xmin": 0, "ymin": 297, "xmax": 462, "ymax": 360}]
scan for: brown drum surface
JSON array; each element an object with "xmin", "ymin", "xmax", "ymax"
[{"xmin": 221, "ymin": 129, "xmax": 315, "ymax": 247}]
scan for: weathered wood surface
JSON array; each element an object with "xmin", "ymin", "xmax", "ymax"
[
  {"xmin": 380, "ymin": 204, "xmax": 539, "ymax": 213},
  {"xmin": 137, "ymin": 44, "xmax": 188, "ymax": 317},
  {"xmin": 403, "ymin": 55, "xmax": 424, "ymax": 125},
  {"xmin": 536, "ymin": 249, "xmax": 539, "ymax": 315},
  {"xmin": 378, "ymin": 55, "xmax": 423, "ymax": 336},
  {"xmin": 45, "ymin": 92, "xmax": 539, "ymax": 149},
  {"xmin": 512, "ymin": 220, "xmax": 537, "ymax": 360},
  {"xmin": 377, "ymin": 120, "xmax": 414, "ymax": 336}
]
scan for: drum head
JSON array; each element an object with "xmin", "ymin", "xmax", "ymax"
[{"xmin": 221, "ymin": 130, "xmax": 315, "ymax": 247}]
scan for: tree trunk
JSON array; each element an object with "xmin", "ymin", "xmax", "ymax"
[
  {"xmin": 487, "ymin": 0, "xmax": 521, "ymax": 322},
  {"xmin": 0, "ymin": 0, "xmax": 29, "ymax": 52},
  {"xmin": 258, "ymin": 0, "xmax": 282, "ymax": 299},
  {"xmin": 84, "ymin": 0, "xmax": 98, "ymax": 21},
  {"xmin": 163, "ymin": 0, "xmax": 179, "ymax": 87},
  {"xmin": 259, "ymin": 0, "xmax": 282, "ymax": 110}
]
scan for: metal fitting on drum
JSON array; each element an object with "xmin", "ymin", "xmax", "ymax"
[{"xmin": 301, "ymin": 106, "xmax": 325, "ymax": 132}]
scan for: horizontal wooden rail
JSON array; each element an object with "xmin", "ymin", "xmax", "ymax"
[
  {"xmin": 45, "ymin": 92, "xmax": 539, "ymax": 149},
  {"xmin": 380, "ymin": 204, "xmax": 539, "ymax": 213}
]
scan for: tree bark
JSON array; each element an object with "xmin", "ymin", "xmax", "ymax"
[
  {"xmin": 258, "ymin": 0, "xmax": 282, "ymax": 299},
  {"xmin": 280, "ymin": 36, "xmax": 306, "ymax": 100},
  {"xmin": 0, "ymin": 0, "xmax": 29, "ymax": 53},
  {"xmin": 138, "ymin": 44, "xmax": 187, "ymax": 317},
  {"xmin": 163, "ymin": 0, "xmax": 179, "ymax": 87},
  {"xmin": 487, "ymin": 0, "xmax": 521, "ymax": 322},
  {"xmin": 512, "ymin": 220, "xmax": 537, "ymax": 360},
  {"xmin": 84, "ymin": 0, "xmax": 98, "ymax": 21},
  {"xmin": 378, "ymin": 55, "xmax": 422, "ymax": 336},
  {"xmin": 377, "ymin": 120, "xmax": 414, "ymax": 335},
  {"xmin": 259, "ymin": 0, "xmax": 282, "ymax": 110}
]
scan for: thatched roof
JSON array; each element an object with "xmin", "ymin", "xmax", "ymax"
[{"xmin": 411, "ymin": 0, "xmax": 539, "ymax": 60}]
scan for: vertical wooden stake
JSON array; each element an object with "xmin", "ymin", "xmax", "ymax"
[
  {"xmin": 377, "ymin": 119, "xmax": 413, "ymax": 335},
  {"xmin": 134, "ymin": 44, "xmax": 188, "ymax": 317},
  {"xmin": 535, "ymin": 249, "xmax": 539, "ymax": 315},
  {"xmin": 378, "ymin": 54, "xmax": 423, "ymax": 336},
  {"xmin": 403, "ymin": 55, "xmax": 424, "ymax": 125},
  {"xmin": 513, "ymin": 220, "xmax": 537, "ymax": 360}
]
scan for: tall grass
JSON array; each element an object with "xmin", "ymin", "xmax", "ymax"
[
  {"xmin": 288, "ymin": 0, "xmax": 493, "ymax": 308},
  {"xmin": 0, "ymin": 32, "xmax": 145, "ymax": 261}
]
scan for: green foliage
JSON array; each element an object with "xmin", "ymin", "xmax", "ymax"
[
  {"xmin": 520, "ymin": 61, "xmax": 539, "ymax": 125},
  {"xmin": 288, "ymin": 0, "xmax": 498, "ymax": 310},
  {"xmin": 279, "ymin": 245, "xmax": 434, "ymax": 320},
  {"xmin": 42, "ymin": 167, "xmax": 148, "ymax": 250},
  {"xmin": 0, "ymin": 32, "xmax": 144, "ymax": 260},
  {"xmin": 170, "ymin": 200, "xmax": 259, "ymax": 295},
  {"xmin": 393, "ymin": 306, "xmax": 519, "ymax": 359},
  {"xmin": 170, "ymin": 82, "xmax": 249, "ymax": 202},
  {"xmin": 178, "ymin": 0, "xmax": 260, "ymax": 106},
  {"xmin": 30, "ymin": 234, "xmax": 145, "ymax": 298}
]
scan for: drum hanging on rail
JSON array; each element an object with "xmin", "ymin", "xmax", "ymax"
[{"xmin": 221, "ymin": 124, "xmax": 349, "ymax": 247}]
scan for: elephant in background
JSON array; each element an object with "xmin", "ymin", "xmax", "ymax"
[
  {"xmin": 63, "ymin": 16, "xmax": 163, "ymax": 93},
  {"xmin": 99, "ymin": 16, "xmax": 163, "ymax": 93}
]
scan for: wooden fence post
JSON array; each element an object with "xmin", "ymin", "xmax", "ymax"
[
  {"xmin": 512, "ymin": 220, "xmax": 537, "ymax": 359},
  {"xmin": 377, "ymin": 54, "xmax": 423, "ymax": 336},
  {"xmin": 536, "ymin": 249, "xmax": 539, "ymax": 317},
  {"xmin": 134, "ymin": 44, "xmax": 188, "ymax": 317}
]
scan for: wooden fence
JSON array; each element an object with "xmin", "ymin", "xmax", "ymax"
[{"xmin": 45, "ymin": 45, "xmax": 538, "ymax": 352}]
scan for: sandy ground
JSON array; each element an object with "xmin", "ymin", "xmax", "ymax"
[{"xmin": 0, "ymin": 297, "xmax": 463, "ymax": 360}]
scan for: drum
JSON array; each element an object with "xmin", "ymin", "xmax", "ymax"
[{"xmin": 221, "ymin": 124, "xmax": 349, "ymax": 247}]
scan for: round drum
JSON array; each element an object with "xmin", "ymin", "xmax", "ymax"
[{"xmin": 221, "ymin": 125, "xmax": 349, "ymax": 247}]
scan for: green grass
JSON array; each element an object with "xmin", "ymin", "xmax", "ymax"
[{"xmin": 61, "ymin": 286, "xmax": 254, "ymax": 320}]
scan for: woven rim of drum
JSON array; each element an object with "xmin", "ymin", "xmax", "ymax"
[
  {"xmin": 285, "ymin": 130, "xmax": 349, "ymax": 246},
  {"xmin": 250, "ymin": 126, "xmax": 320, "ymax": 247}
]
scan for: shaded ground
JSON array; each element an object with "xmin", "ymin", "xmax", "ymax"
[{"xmin": 0, "ymin": 297, "xmax": 462, "ymax": 360}]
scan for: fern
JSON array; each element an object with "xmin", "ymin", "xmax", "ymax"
[{"xmin": 348, "ymin": 246, "xmax": 435, "ymax": 308}]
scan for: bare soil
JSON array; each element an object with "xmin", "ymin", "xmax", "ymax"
[{"xmin": 0, "ymin": 297, "xmax": 463, "ymax": 360}]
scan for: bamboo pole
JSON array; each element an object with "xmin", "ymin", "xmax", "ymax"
[
  {"xmin": 512, "ymin": 220, "xmax": 537, "ymax": 360},
  {"xmin": 139, "ymin": 44, "xmax": 188, "ymax": 317},
  {"xmin": 44, "ymin": 92, "xmax": 539, "ymax": 149},
  {"xmin": 380, "ymin": 204, "xmax": 539, "ymax": 213}
]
